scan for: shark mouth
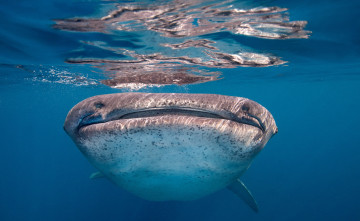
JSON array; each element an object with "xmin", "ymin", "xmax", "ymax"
[{"xmin": 77, "ymin": 106, "xmax": 266, "ymax": 133}]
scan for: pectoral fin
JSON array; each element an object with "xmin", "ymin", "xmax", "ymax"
[
  {"xmin": 89, "ymin": 172, "xmax": 105, "ymax": 179},
  {"xmin": 227, "ymin": 179, "xmax": 259, "ymax": 213}
]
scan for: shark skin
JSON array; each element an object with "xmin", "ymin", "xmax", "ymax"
[{"xmin": 64, "ymin": 93, "xmax": 277, "ymax": 212}]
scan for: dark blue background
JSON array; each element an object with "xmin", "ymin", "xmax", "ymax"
[{"xmin": 1, "ymin": 0, "xmax": 360, "ymax": 220}]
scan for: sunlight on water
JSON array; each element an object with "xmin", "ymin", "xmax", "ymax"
[{"xmin": 31, "ymin": 68, "xmax": 99, "ymax": 86}]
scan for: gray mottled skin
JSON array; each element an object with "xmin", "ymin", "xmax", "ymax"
[{"xmin": 64, "ymin": 93, "xmax": 277, "ymax": 201}]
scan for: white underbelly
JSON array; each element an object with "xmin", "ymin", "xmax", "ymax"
[{"xmin": 79, "ymin": 118, "xmax": 261, "ymax": 200}]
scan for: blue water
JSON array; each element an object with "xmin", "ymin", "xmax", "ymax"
[{"xmin": 1, "ymin": 0, "xmax": 360, "ymax": 220}]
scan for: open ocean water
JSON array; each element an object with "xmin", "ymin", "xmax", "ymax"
[{"xmin": 1, "ymin": 0, "xmax": 360, "ymax": 220}]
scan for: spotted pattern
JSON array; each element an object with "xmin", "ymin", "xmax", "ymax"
[{"xmin": 64, "ymin": 93, "xmax": 277, "ymax": 201}]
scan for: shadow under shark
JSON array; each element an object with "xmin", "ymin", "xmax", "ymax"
[{"xmin": 64, "ymin": 93, "xmax": 277, "ymax": 212}]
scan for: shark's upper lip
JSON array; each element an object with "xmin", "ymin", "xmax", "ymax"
[
  {"xmin": 64, "ymin": 93, "xmax": 278, "ymax": 140},
  {"xmin": 77, "ymin": 106, "xmax": 266, "ymax": 132}
]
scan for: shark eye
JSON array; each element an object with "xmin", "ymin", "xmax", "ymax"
[
  {"xmin": 94, "ymin": 102, "xmax": 104, "ymax": 109},
  {"xmin": 242, "ymin": 104, "xmax": 250, "ymax": 112}
]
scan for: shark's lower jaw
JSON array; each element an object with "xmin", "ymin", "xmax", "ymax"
[{"xmin": 77, "ymin": 115, "xmax": 262, "ymax": 201}]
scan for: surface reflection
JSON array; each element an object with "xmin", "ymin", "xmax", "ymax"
[
  {"xmin": 54, "ymin": 0, "xmax": 310, "ymax": 89},
  {"xmin": 101, "ymin": 71, "xmax": 219, "ymax": 90}
]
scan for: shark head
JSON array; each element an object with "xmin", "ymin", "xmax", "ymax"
[{"xmin": 64, "ymin": 93, "xmax": 277, "ymax": 202}]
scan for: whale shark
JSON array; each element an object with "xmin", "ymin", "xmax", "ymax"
[{"xmin": 64, "ymin": 93, "xmax": 277, "ymax": 212}]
